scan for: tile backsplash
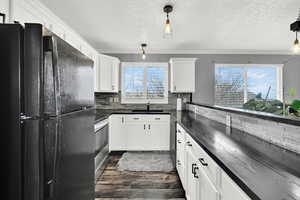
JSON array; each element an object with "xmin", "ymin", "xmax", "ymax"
[
  {"xmin": 95, "ymin": 92, "xmax": 191, "ymax": 110},
  {"xmin": 186, "ymin": 103, "xmax": 300, "ymax": 155}
]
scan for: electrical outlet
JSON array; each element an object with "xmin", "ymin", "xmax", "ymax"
[{"xmin": 226, "ymin": 115, "xmax": 231, "ymax": 127}]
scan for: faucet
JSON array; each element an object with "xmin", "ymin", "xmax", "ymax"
[{"xmin": 146, "ymin": 102, "xmax": 150, "ymax": 112}]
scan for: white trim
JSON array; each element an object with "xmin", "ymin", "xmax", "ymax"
[
  {"xmin": 99, "ymin": 48, "xmax": 298, "ymax": 55},
  {"xmin": 215, "ymin": 64, "xmax": 284, "ymax": 102},
  {"xmin": 121, "ymin": 62, "xmax": 169, "ymax": 104}
]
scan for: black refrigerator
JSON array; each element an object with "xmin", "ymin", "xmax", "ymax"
[{"xmin": 1, "ymin": 23, "xmax": 95, "ymax": 200}]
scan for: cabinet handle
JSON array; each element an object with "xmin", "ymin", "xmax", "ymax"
[
  {"xmin": 177, "ymin": 140, "xmax": 181, "ymax": 144},
  {"xmin": 122, "ymin": 117, "xmax": 124, "ymax": 123},
  {"xmin": 199, "ymin": 158, "xmax": 208, "ymax": 166},
  {"xmin": 144, "ymin": 124, "xmax": 146, "ymax": 130},
  {"xmin": 133, "ymin": 117, "xmax": 139, "ymax": 120},
  {"xmin": 187, "ymin": 141, "xmax": 192, "ymax": 146},
  {"xmin": 112, "ymin": 85, "xmax": 114, "ymax": 90},
  {"xmin": 177, "ymin": 160, "xmax": 181, "ymax": 165},
  {"xmin": 192, "ymin": 163, "xmax": 197, "ymax": 174},
  {"xmin": 155, "ymin": 118, "xmax": 160, "ymax": 120},
  {"xmin": 193, "ymin": 167, "xmax": 199, "ymax": 178},
  {"xmin": 148, "ymin": 124, "xmax": 151, "ymax": 130},
  {"xmin": 174, "ymin": 86, "xmax": 176, "ymax": 91}
]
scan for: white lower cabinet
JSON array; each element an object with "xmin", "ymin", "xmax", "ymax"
[
  {"xmin": 127, "ymin": 121, "xmax": 146, "ymax": 150},
  {"xmin": 109, "ymin": 115, "xmax": 127, "ymax": 151},
  {"xmin": 220, "ymin": 171, "xmax": 251, "ymax": 200},
  {"xmin": 186, "ymin": 145, "xmax": 200, "ymax": 200},
  {"xmin": 109, "ymin": 114, "xmax": 170, "ymax": 151},
  {"xmin": 176, "ymin": 124, "xmax": 250, "ymax": 200}
]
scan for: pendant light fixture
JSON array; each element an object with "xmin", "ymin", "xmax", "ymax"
[
  {"xmin": 141, "ymin": 43, "xmax": 147, "ymax": 60},
  {"xmin": 163, "ymin": 5, "xmax": 173, "ymax": 38},
  {"xmin": 290, "ymin": 9, "xmax": 300, "ymax": 53}
]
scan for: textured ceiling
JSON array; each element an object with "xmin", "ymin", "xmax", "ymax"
[{"xmin": 39, "ymin": 0, "xmax": 300, "ymax": 53}]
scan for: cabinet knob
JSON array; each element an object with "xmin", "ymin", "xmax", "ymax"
[
  {"xmin": 187, "ymin": 141, "xmax": 192, "ymax": 146},
  {"xmin": 177, "ymin": 140, "xmax": 181, "ymax": 144},
  {"xmin": 177, "ymin": 160, "xmax": 181, "ymax": 165}
]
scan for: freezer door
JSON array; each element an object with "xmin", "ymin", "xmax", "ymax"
[
  {"xmin": 43, "ymin": 35, "xmax": 94, "ymax": 116},
  {"xmin": 1, "ymin": 24, "xmax": 23, "ymax": 200},
  {"xmin": 24, "ymin": 23, "xmax": 44, "ymax": 117},
  {"xmin": 45, "ymin": 109, "xmax": 95, "ymax": 200}
]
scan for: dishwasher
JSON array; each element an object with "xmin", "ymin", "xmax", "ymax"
[{"xmin": 94, "ymin": 119, "xmax": 109, "ymax": 179}]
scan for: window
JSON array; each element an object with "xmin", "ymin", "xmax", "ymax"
[
  {"xmin": 215, "ymin": 64, "xmax": 283, "ymax": 113},
  {"xmin": 121, "ymin": 62, "xmax": 168, "ymax": 104}
]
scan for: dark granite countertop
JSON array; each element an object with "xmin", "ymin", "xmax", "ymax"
[
  {"xmin": 176, "ymin": 110, "xmax": 300, "ymax": 200},
  {"xmin": 94, "ymin": 109, "xmax": 175, "ymax": 123}
]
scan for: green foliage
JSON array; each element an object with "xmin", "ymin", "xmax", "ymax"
[{"xmin": 243, "ymin": 99, "xmax": 284, "ymax": 115}]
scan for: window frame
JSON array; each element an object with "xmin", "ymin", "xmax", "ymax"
[
  {"xmin": 121, "ymin": 62, "xmax": 169, "ymax": 104},
  {"xmin": 214, "ymin": 64, "xmax": 284, "ymax": 105}
]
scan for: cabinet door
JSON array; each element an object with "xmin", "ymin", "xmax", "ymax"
[
  {"xmin": 99, "ymin": 55, "xmax": 112, "ymax": 92},
  {"xmin": 220, "ymin": 172, "xmax": 251, "ymax": 200},
  {"xmin": 111, "ymin": 57, "xmax": 119, "ymax": 92},
  {"xmin": 127, "ymin": 122, "xmax": 147, "ymax": 151},
  {"xmin": 186, "ymin": 147, "xmax": 199, "ymax": 200},
  {"xmin": 197, "ymin": 165, "xmax": 219, "ymax": 200},
  {"xmin": 176, "ymin": 135, "xmax": 186, "ymax": 189},
  {"xmin": 170, "ymin": 59, "xmax": 195, "ymax": 93},
  {"xmin": 146, "ymin": 122, "xmax": 170, "ymax": 150},
  {"xmin": 109, "ymin": 115, "xmax": 127, "ymax": 151}
]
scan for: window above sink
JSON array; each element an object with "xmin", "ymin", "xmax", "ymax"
[{"xmin": 121, "ymin": 62, "xmax": 169, "ymax": 104}]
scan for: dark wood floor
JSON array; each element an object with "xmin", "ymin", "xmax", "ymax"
[{"xmin": 95, "ymin": 153, "xmax": 185, "ymax": 199}]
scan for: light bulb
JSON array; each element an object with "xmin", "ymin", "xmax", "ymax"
[
  {"xmin": 165, "ymin": 19, "xmax": 172, "ymax": 34},
  {"xmin": 293, "ymin": 38, "xmax": 300, "ymax": 53},
  {"xmin": 142, "ymin": 53, "xmax": 146, "ymax": 60}
]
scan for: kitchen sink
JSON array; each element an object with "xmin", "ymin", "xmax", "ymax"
[{"xmin": 131, "ymin": 109, "xmax": 164, "ymax": 113}]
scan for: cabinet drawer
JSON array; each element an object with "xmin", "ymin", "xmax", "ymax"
[
  {"xmin": 220, "ymin": 171, "xmax": 251, "ymax": 200},
  {"xmin": 125, "ymin": 115, "xmax": 144, "ymax": 122},
  {"xmin": 176, "ymin": 124, "xmax": 186, "ymax": 141},
  {"xmin": 145, "ymin": 115, "xmax": 170, "ymax": 122},
  {"xmin": 186, "ymin": 133, "xmax": 220, "ymax": 187}
]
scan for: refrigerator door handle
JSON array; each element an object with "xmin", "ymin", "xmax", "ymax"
[
  {"xmin": 44, "ymin": 121, "xmax": 59, "ymax": 199},
  {"xmin": 43, "ymin": 36, "xmax": 61, "ymax": 116},
  {"xmin": 20, "ymin": 113, "xmax": 33, "ymax": 121}
]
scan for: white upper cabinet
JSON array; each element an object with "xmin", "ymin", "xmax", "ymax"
[
  {"xmin": 170, "ymin": 58, "xmax": 197, "ymax": 93},
  {"xmin": 9, "ymin": 0, "xmax": 98, "ymax": 63},
  {"xmin": 0, "ymin": 0, "xmax": 9, "ymax": 23},
  {"xmin": 95, "ymin": 54, "xmax": 119, "ymax": 93}
]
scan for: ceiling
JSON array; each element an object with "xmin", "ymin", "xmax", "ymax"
[{"xmin": 39, "ymin": 0, "xmax": 300, "ymax": 54}]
